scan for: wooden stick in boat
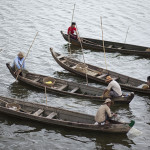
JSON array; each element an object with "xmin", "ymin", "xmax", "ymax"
[
  {"xmin": 76, "ymin": 24, "xmax": 89, "ymax": 85},
  {"xmin": 124, "ymin": 26, "xmax": 130, "ymax": 44},
  {"xmin": 68, "ymin": 4, "xmax": 76, "ymax": 56},
  {"xmin": 16, "ymin": 32, "xmax": 38, "ymax": 81},
  {"xmin": 100, "ymin": 17, "xmax": 108, "ymax": 70},
  {"xmin": 45, "ymin": 86, "xmax": 47, "ymax": 105}
]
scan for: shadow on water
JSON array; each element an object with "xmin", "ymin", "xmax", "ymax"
[
  {"xmin": 0, "ymin": 113, "xmax": 134, "ymax": 149},
  {"xmin": 7, "ymin": 81, "xmax": 42, "ymax": 99},
  {"xmin": 63, "ymin": 44, "xmax": 82, "ymax": 54}
]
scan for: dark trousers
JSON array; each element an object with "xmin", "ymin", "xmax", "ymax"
[{"xmin": 70, "ymin": 34, "xmax": 77, "ymax": 40}]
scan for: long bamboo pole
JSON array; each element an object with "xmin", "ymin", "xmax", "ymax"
[
  {"xmin": 45, "ymin": 86, "xmax": 47, "ymax": 105},
  {"xmin": 124, "ymin": 26, "xmax": 130, "ymax": 44},
  {"xmin": 76, "ymin": 24, "xmax": 88, "ymax": 85},
  {"xmin": 68, "ymin": 4, "xmax": 76, "ymax": 56},
  {"xmin": 100, "ymin": 17, "xmax": 107, "ymax": 70},
  {"xmin": 16, "ymin": 32, "xmax": 38, "ymax": 81}
]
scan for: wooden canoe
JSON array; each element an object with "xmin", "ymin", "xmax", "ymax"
[
  {"xmin": 0, "ymin": 96, "xmax": 135, "ymax": 133},
  {"xmin": 61, "ymin": 31, "xmax": 150, "ymax": 57},
  {"xmin": 6, "ymin": 63, "xmax": 134, "ymax": 103},
  {"xmin": 50, "ymin": 48, "xmax": 150, "ymax": 95}
]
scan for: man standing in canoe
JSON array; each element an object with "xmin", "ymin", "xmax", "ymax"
[
  {"xmin": 95, "ymin": 98, "xmax": 116, "ymax": 125},
  {"xmin": 103, "ymin": 76, "xmax": 122, "ymax": 98},
  {"xmin": 68, "ymin": 22, "xmax": 79, "ymax": 40},
  {"xmin": 12, "ymin": 52, "xmax": 27, "ymax": 76}
]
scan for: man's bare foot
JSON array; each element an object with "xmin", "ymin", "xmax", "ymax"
[{"xmin": 105, "ymin": 120, "xmax": 110, "ymax": 124}]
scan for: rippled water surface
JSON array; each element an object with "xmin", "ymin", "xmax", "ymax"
[{"xmin": 0, "ymin": 0, "xmax": 150, "ymax": 149}]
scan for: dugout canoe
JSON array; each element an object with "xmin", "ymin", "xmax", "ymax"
[
  {"xmin": 0, "ymin": 96, "xmax": 135, "ymax": 133},
  {"xmin": 61, "ymin": 31, "xmax": 150, "ymax": 57},
  {"xmin": 50, "ymin": 48, "xmax": 150, "ymax": 95},
  {"xmin": 6, "ymin": 63, "xmax": 134, "ymax": 103}
]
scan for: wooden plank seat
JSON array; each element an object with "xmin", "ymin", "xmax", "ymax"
[
  {"xmin": 57, "ymin": 85, "xmax": 68, "ymax": 91},
  {"xmin": 61, "ymin": 59, "xmax": 67, "ymax": 63},
  {"xmin": 97, "ymin": 74, "xmax": 108, "ymax": 79},
  {"xmin": 117, "ymin": 47, "xmax": 123, "ymax": 49},
  {"xmin": 57, "ymin": 55, "xmax": 64, "ymax": 59},
  {"xmin": 71, "ymin": 65, "xmax": 76, "ymax": 69},
  {"xmin": 70, "ymin": 87, "xmax": 80, "ymax": 93},
  {"xmin": 107, "ymin": 45, "xmax": 113, "ymax": 48},
  {"xmin": 46, "ymin": 112, "xmax": 57, "ymax": 119},
  {"xmin": 33, "ymin": 109, "xmax": 44, "ymax": 116}
]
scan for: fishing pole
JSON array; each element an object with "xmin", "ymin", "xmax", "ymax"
[
  {"xmin": 16, "ymin": 32, "xmax": 38, "ymax": 81},
  {"xmin": 68, "ymin": 4, "xmax": 76, "ymax": 56},
  {"xmin": 100, "ymin": 17, "xmax": 108, "ymax": 70}
]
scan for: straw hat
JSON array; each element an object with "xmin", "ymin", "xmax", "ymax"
[
  {"xmin": 104, "ymin": 98, "xmax": 112, "ymax": 104},
  {"xmin": 105, "ymin": 76, "xmax": 112, "ymax": 82},
  {"xmin": 142, "ymin": 84, "xmax": 149, "ymax": 90},
  {"xmin": 18, "ymin": 52, "xmax": 24, "ymax": 58}
]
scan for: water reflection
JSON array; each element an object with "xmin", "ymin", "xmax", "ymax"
[
  {"xmin": 8, "ymin": 81, "xmax": 41, "ymax": 99},
  {"xmin": 63, "ymin": 43, "xmax": 82, "ymax": 54}
]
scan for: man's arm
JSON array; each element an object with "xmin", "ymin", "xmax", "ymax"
[
  {"xmin": 106, "ymin": 107, "xmax": 116, "ymax": 118},
  {"xmin": 68, "ymin": 30, "xmax": 71, "ymax": 35},
  {"xmin": 22, "ymin": 58, "xmax": 25, "ymax": 69},
  {"xmin": 105, "ymin": 107, "xmax": 112, "ymax": 118},
  {"xmin": 103, "ymin": 83, "xmax": 112, "ymax": 95},
  {"xmin": 103, "ymin": 89, "xmax": 108, "ymax": 95},
  {"xmin": 75, "ymin": 30, "xmax": 78, "ymax": 37},
  {"xmin": 14, "ymin": 58, "xmax": 21, "ymax": 69}
]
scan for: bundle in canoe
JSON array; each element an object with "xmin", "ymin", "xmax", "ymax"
[
  {"xmin": 6, "ymin": 63, "xmax": 134, "ymax": 103},
  {"xmin": 61, "ymin": 31, "xmax": 150, "ymax": 57},
  {"xmin": 50, "ymin": 48, "xmax": 150, "ymax": 95},
  {"xmin": 0, "ymin": 96, "xmax": 135, "ymax": 133}
]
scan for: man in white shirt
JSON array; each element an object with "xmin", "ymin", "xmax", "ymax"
[{"xmin": 103, "ymin": 76, "xmax": 122, "ymax": 98}]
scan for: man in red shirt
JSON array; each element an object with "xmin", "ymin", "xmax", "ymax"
[{"xmin": 68, "ymin": 22, "xmax": 78, "ymax": 40}]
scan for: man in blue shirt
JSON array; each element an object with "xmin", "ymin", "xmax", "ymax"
[{"xmin": 12, "ymin": 52, "xmax": 26, "ymax": 76}]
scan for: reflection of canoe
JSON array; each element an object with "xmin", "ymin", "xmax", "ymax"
[
  {"xmin": 0, "ymin": 96, "xmax": 135, "ymax": 133},
  {"xmin": 61, "ymin": 31, "xmax": 150, "ymax": 57},
  {"xmin": 6, "ymin": 63, "xmax": 134, "ymax": 103},
  {"xmin": 50, "ymin": 48, "xmax": 150, "ymax": 95}
]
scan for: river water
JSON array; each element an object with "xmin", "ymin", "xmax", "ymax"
[{"xmin": 0, "ymin": 0, "xmax": 150, "ymax": 149}]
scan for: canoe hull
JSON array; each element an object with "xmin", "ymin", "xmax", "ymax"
[
  {"xmin": 61, "ymin": 31, "xmax": 150, "ymax": 57},
  {"xmin": 6, "ymin": 63, "xmax": 134, "ymax": 103},
  {"xmin": 0, "ymin": 96, "xmax": 131, "ymax": 133},
  {"xmin": 50, "ymin": 48, "xmax": 150, "ymax": 95}
]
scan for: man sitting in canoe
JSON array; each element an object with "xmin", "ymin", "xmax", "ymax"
[
  {"xmin": 68, "ymin": 22, "xmax": 79, "ymax": 40},
  {"xmin": 12, "ymin": 52, "xmax": 28, "ymax": 76},
  {"xmin": 103, "ymin": 76, "xmax": 122, "ymax": 98},
  {"xmin": 95, "ymin": 98, "xmax": 116, "ymax": 125}
]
